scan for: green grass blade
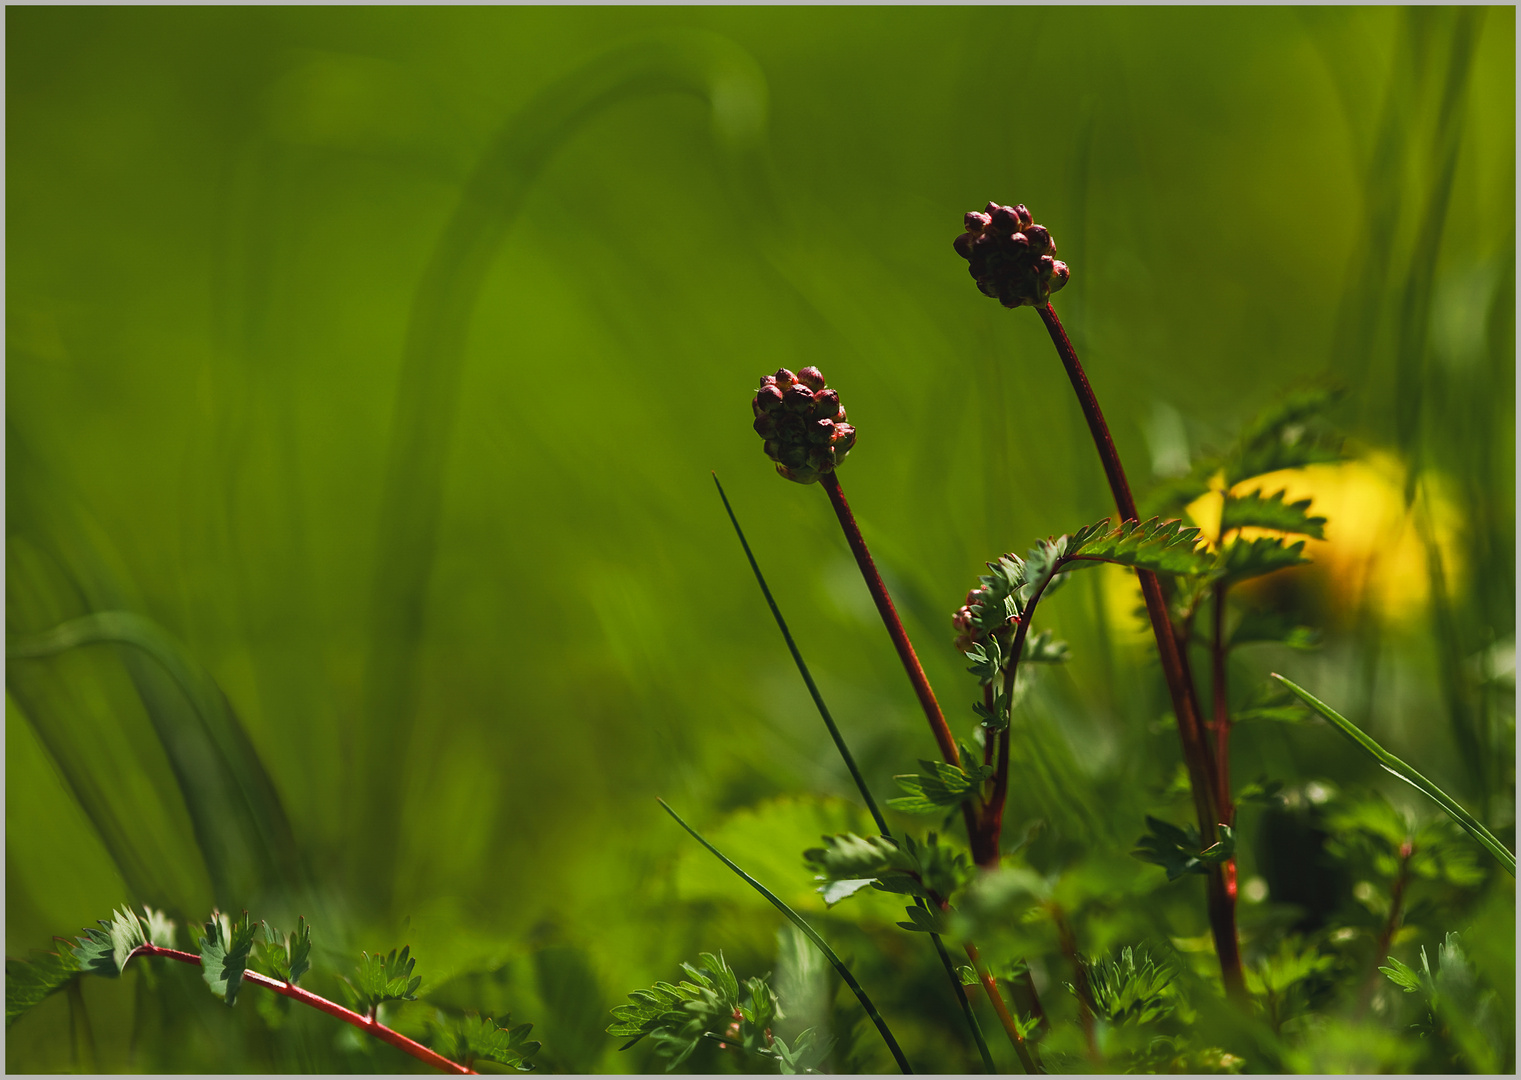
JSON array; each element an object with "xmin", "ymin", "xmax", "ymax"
[
  {"xmin": 656, "ymin": 798, "xmax": 913, "ymax": 1074},
  {"xmin": 712, "ymin": 474, "xmax": 995, "ymax": 1072},
  {"xmin": 1271, "ymin": 674, "xmax": 1514, "ymax": 876},
  {"xmin": 712, "ymin": 474, "xmax": 890, "ymax": 835},
  {"xmin": 10, "ymin": 611, "xmax": 307, "ymax": 902}
]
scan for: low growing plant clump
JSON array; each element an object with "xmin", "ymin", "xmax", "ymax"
[{"xmin": 8, "ymin": 202, "xmax": 1512, "ymax": 1074}]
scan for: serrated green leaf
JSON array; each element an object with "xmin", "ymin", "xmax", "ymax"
[
  {"xmin": 1215, "ymin": 535, "xmax": 1309, "ymax": 584},
  {"xmin": 6, "ymin": 946, "xmax": 82, "ymax": 1025},
  {"xmin": 1075, "ymin": 517, "xmax": 1212, "ymax": 577},
  {"xmin": 1132, "ymin": 816, "xmax": 1230, "ymax": 881},
  {"xmin": 1079, "ymin": 945, "xmax": 1178, "ymax": 1027},
  {"xmin": 434, "ymin": 1011, "xmax": 541, "ymax": 1072},
  {"xmin": 1220, "ymin": 488, "xmax": 1326, "ymax": 539},
  {"xmin": 200, "ymin": 911, "xmax": 258, "ymax": 1006},
  {"xmin": 896, "ymin": 903, "xmax": 948, "ymax": 934},
  {"xmin": 1223, "ymin": 387, "xmax": 1346, "ymax": 485},
  {"xmin": 886, "ymin": 759, "xmax": 993, "ymax": 815},
  {"xmin": 140, "ymin": 907, "xmax": 177, "ymax": 949},
  {"xmin": 769, "ymin": 1025, "xmax": 836, "ymax": 1075},
  {"xmin": 68, "ymin": 907, "xmax": 147, "ymax": 978},
  {"xmin": 354, "ymin": 945, "xmax": 422, "ymax": 1013},
  {"xmin": 1379, "ymin": 956, "xmax": 1425, "ymax": 994},
  {"xmin": 253, "ymin": 916, "xmax": 311, "ymax": 986}
]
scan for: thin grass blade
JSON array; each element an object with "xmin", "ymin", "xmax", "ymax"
[
  {"xmin": 656, "ymin": 798, "xmax": 913, "ymax": 1073},
  {"xmin": 1271, "ymin": 674, "xmax": 1514, "ymax": 876},
  {"xmin": 712, "ymin": 473, "xmax": 995, "ymax": 1071}
]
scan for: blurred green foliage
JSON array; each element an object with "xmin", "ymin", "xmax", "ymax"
[{"xmin": 6, "ymin": 6, "xmax": 1513, "ymax": 1072}]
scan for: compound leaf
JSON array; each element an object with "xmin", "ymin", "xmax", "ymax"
[{"xmin": 1220, "ymin": 488, "xmax": 1326, "ymax": 539}]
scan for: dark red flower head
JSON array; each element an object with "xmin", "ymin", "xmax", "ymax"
[
  {"xmin": 751, "ymin": 366, "xmax": 856, "ymax": 484},
  {"xmin": 954, "ymin": 202, "xmax": 1070, "ymax": 309}
]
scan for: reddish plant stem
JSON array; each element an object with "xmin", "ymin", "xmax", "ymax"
[
  {"xmin": 1036, "ymin": 302, "xmax": 1245, "ymax": 999},
  {"xmin": 1358, "ymin": 840, "xmax": 1415, "ymax": 1015},
  {"xmin": 1211, "ymin": 583, "xmax": 1234, "ymax": 825},
  {"xmin": 821, "ymin": 473, "xmax": 957, "ymax": 765},
  {"xmin": 135, "ymin": 944, "xmax": 473, "ymax": 1074},
  {"xmin": 963, "ymin": 941, "xmax": 1040, "ymax": 1073},
  {"xmin": 820, "ymin": 472, "xmax": 992, "ymax": 861},
  {"xmin": 1051, "ymin": 906, "xmax": 1097, "ymax": 1061}
]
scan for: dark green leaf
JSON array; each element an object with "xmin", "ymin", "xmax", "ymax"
[
  {"xmin": 70, "ymin": 907, "xmax": 147, "ymax": 978},
  {"xmin": 886, "ymin": 759, "xmax": 993, "ymax": 814},
  {"xmin": 434, "ymin": 1012, "xmax": 541, "ymax": 1072},
  {"xmin": 1075, "ymin": 517, "xmax": 1213, "ymax": 577},
  {"xmin": 1215, "ymin": 536, "xmax": 1309, "ymax": 584},
  {"xmin": 6, "ymin": 946, "xmax": 81, "ymax": 1025},
  {"xmin": 1229, "ymin": 609, "xmax": 1321, "ymax": 650},
  {"xmin": 200, "ymin": 911, "xmax": 258, "ymax": 1006},
  {"xmin": 1223, "ymin": 387, "xmax": 1346, "ymax": 486},
  {"xmin": 1133, "ymin": 816, "xmax": 1231, "ymax": 881},
  {"xmin": 1220, "ymin": 488, "xmax": 1326, "ymax": 539}
]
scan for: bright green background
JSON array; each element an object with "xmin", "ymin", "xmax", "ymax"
[{"xmin": 7, "ymin": 6, "xmax": 1514, "ymax": 1072}]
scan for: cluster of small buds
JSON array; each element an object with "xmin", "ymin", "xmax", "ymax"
[
  {"xmin": 752, "ymin": 366, "xmax": 856, "ymax": 484},
  {"xmin": 953, "ymin": 202, "xmax": 1070, "ymax": 309},
  {"xmin": 952, "ymin": 553, "xmax": 1027, "ymax": 651}
]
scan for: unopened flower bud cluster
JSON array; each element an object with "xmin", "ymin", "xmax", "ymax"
[
  {"xmin": 752, "ymin": 366, "xmax": 857, "ymax": 484},
  {"xmin": 952, "ymin": 554, "xmax": 1027, "ymax": 652},
  {"xmin": 953, "ymin": 202, "xmax": 1070, "ymax": 309}
]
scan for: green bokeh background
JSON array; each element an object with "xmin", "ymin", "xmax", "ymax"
[{"xmin": 6, "ymin": 6, "xmax": 1514, "ymax": 1072}]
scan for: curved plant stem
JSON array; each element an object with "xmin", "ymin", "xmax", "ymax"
[
  {"xmin": 657, "ymin": 799, "xmax": 914, "ymax": 1073},
  {"xmin": 1272, "ymin": 674, "xmax": 1516, "ymax": 876},
  {"xmin": 819, "ymin": 472, "xmax": 958, "ymax": 767},
  {"xmin": 131, "ymin": 945, "xmax": 472, "ymax": 1074},
  {"xmin": 712, "ymin": 474, "xmax": 996, "ymax": 1072},
  {"xmin": 1035, "ymin": 302, "xmax": 1244, "ymax": 998},
  {"xmin": 818, "ymin": 473, "xmax": 992, "ymax": 866},
  {"xmin": 1211, "ymin": 583, "xmax": 1234, "ymax": 825},
  {"xmin": 964, "ymin": 942, "xmax": 1039, "ymax": 1073}
]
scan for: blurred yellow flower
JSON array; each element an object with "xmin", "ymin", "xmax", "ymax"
[{"xmin": 1183, "ymin": 451, "xmax": 1464, "ymax": 627}]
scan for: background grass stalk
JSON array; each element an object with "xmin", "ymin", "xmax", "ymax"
[
  {"xmin": 1035, "ymin": 301, "xmax": 1245, "ymax": 997},
  {"xmin": 657, "ymin": 799, "xmax": 914, "ymax": 1073},
  {"xmin": 712, "ymin": 474, "xmax": 997, "ymax": 1072}
]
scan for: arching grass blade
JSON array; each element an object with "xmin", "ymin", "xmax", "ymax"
[
  {"xmin": 712, "ymin": 473, "xmax": 996, "ymax": 1071},
  {"xmin": 1272, "ymin": 674, "xmax": 1514, "ymax": 876},
  {"xmin": 657, "ymin": 798, "xmax": 913, "ymax": 1074}
]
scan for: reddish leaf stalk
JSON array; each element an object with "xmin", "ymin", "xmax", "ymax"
[
  {"xmin": 1035, "ymin": 302, "xmax": 1245, "ymax": 998},
  {"xmin": 133, "ymin": 944, "xmax": 473, "ymax": 1074}
]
